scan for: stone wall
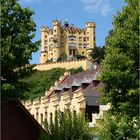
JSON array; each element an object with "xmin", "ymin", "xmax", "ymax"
[{"xmin": 33, "ymin": 59, "xmax": 95, "ymax": 71}]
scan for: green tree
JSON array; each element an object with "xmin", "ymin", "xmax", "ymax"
[
  {"xmin": 39, "ymin": 109, "xmax": 93, "ymax": 140},
  {"xmin": 57, "ymin": 53, "xmax": 67, "ymax": 62},
  {"xmin": 98, "ymin": 0, "xmax": 139, "ymax": 139},
  {"xmin": 90, "ymin": 46, "xmax": 104, "ymax": 60},
  {"xmin": 1, "ymin": 0, "xmax": 40, "ymax": 101}
]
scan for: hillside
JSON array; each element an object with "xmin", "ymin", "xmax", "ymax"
[{"xmin": 19, "ymin": 67, "xmax": 83, "ymax": 100}]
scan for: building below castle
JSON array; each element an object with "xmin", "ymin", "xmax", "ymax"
[
  {"xmin": 22, "ymin": 66, "xmax": 110, "ymax": 127},
  {"xmin": 40, "ymin": 20, "xmax": 96, "ymax": 64}
]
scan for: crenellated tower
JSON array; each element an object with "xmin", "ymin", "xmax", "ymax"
[
  {"xmin": 40, "ymin": 26, "xmax": 49, "ymax": 64},
  {"xmin": 86, "ymin": 22, "xmax": 96, "ymax": 59},
  {"xmin": 40, "ymin": 20, "xmax": 96, "ymax": 64},
  {"xmin": 52, "ymin": 20, "xmax": 62, "ymax": 61}
]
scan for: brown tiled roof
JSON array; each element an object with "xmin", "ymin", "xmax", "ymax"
[
  {"xmin": 62, "ymin": 68, "xmax": 99, "ymax": 84},
  {"xmin": 49, "ymin": 67, "xmax": 104, "ymax": 106}
]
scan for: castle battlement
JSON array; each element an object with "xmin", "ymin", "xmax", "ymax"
[
  {"xmin": 33, "ymin": 58, "xmax": 95, "ymax": 71},
  {"xmin": 40, "ymin": 20, "xmax": 96, "ymax": 63}
]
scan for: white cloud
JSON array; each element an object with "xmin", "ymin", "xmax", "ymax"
[
  {"xmin": 82, "ymin": 0, "xmax": 112, "ymax": 16},
  {"xmin": 100, "ymin": 4, "xmax": 112, "ymax": 16}
]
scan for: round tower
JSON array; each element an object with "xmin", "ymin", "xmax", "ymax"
[
  {"xmin": 40, "ymin": 26, "xmax": 49, "ymax": 64},
  {"xmin": 52, "ymin": 20, "xmax": 62, "ymax": 61},
  {"xmin": 86, "ymin": 22, "xmax": 96, "ymax": 59}
]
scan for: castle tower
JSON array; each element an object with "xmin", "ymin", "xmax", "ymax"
[
  {"xmin": 40, "ymin": 27, "xmax": 49, "ymax": 63},
  {"xmin": 40, "ymin": 20, "xmax": 96, "ymax": 64},
  {"xmin": 86, "ymin": 22, "xmax": 96, "ymax": 59},
  {"xmin": 52, "ymin": 20, "xmax": 61, "ymax": 61}
]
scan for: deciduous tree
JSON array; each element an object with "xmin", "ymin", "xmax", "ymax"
[
  {"xmin": 98, "ymin": 0, "xmax": 139, "ymax": 139},
  {"xmin": 1, "ymin": 0, "xmax": 40, "ymax": 100}
]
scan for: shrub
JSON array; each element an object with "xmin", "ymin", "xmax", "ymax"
[{"xmin": 39, "ymin": 109, "xmax": 93, "ymax": 140}]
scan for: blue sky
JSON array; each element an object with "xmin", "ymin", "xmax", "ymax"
[{"xmin": 19, "ymin": 0, "xmax": 126, "ymax": 64}]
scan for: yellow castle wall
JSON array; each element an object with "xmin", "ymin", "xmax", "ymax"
[
  {"xmin": 40, "ymin": 20, "xmax": 96, "ymax": 64},
  {"xmin": 33, "ymin": 59, "xmax": 94, "ymax": 71}
]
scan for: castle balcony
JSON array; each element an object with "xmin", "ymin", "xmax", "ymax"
[
  {"xmin": 69, "ymin": 46, "xmax": 76, "ymax": 50},
  {"xmin": 68, "ymin": 42, "xmax": 76, "ymax": 50}
]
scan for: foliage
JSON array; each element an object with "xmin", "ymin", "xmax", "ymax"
[
  {"xmin": 68, "ymin": 67, "xmax": 84, "ymax": 75},
  {"xmin": 99, "ymin": 0, "xmax": 139, "ymax": 139},
  {"xmin": 94, "ymin": 112, "xmax": 139, "ymax": 140},
  {"xmin": 90, "ymin": 46, "xmax": 104, "ymax": 60},
  {"xmin": 57, "ymin": 53, "xmax": 67, "ymax": 62},
  {"xmin": 1, "ymin": 0, "xmax": 40, "ymax": 101},
  {"xmin": 19, "ymin": 68, "xmax": 65, "ymax": 100},
  {"xmin": 75, "ymin": 54, "xmax": 86, "ymax": 59},
  {"xmin": 19, "ymin": 67, "xmax": 84, "ymax": 100},
  {"xmin": 39, "ymin": 109, "xmax": 93, "ymax": 140}
]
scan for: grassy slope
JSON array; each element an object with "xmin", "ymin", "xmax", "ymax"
[{"xmin": 20, "ymin": 67, "xmax": 83, "ymax": 100}]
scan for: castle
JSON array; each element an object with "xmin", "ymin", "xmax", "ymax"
[
  {"xmin": 40, "ymin": 20, "xmax": 96, "ymax": 63},
  {"xmin": 22, "ymin": 20, "xmax": 110, "ymax": 128},
  {"xmin": 22, "ymin": 67, "xmax": 110, "ymax": 127}
]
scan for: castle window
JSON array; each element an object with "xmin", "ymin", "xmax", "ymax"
[
  {"xmin": 79, "ymin": 37, "xmax": 82, "ymax": 41},
  {"xmin": 82, "ymin": 52, "xmax": 84, "ymax": 54},
  {"xmin": 50, "ymin": 113, "xmax": 53, "ymax": 121},
  {"xmin": 83, "ymin": 44, "xmax": 87, "ymax": 48},
  {"xmin": 45, "ymin": 35, "xmax": 47, "ymax": 38},
  {"xmin": 44, "ymin": 55, "xmax": 46, "ymax": 57},
  {"xmin": 61, "ymin": 42, "xmax": 64, "ymax": 47},
  {"xmin": 83, "ymin": 37, "xmax": 86, "ymax": 41},
  {"xmin": 54, "ymin": 30, "xmax": 56, "ymax": 33},
  {"xmin": 44, "ymin": 40, "xmax": 48, "ymax": 44},
  {"xmin": 51, "ymin": 53, "xmax": 53, "ymax": 55},
  {"xmin": 61, "ymin": 36, "xmax": 63, "ymax": 40},
  {"xmin": 87, "ymin": 37, "xmax": 89, "ymax": 41},
  {"xmin": 36, "ymin": 112, "xmax": 38, "ymax": 121},
  {"xmin": 69, "ymin": 36, "xmax": 76, "ymax": 41},
  {"xmin": 79, "ymin": 43, "xmax": 82, "ymax": 48},
  {"xmin": 45, "ymin": 111, "xmax": 47, "ymax": 120},
  {"xmin": 69, "ymin": 42, "xmax": 76, "ymax": 47},
  {"xmin": 40, "ymin": 114, "xmax": 43, "ymax": 124}
]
